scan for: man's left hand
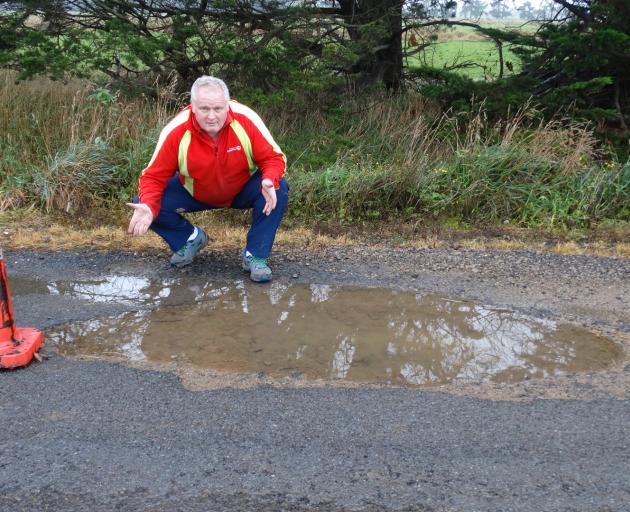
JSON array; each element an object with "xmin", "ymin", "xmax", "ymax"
[{"xmin": 261, "ymin": 178, "xmax": 277, "ymax": 216}]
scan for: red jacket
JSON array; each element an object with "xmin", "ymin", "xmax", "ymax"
[{"xmin": 139, "ymin": 101, "xmax": 286, "ymax": 218}]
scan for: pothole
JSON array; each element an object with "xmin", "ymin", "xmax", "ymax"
[{"xmin": 44, "ymin": 280, "xmax": 621, "ymax": 387}]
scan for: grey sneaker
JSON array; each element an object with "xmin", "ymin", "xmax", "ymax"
[
  {"xmin": 242, "ymin": 250, "xmax": 272, "ymax": 283},
  {"xmin": 170, "ymin": 227, "xmax": 208, "ymax": 267}
]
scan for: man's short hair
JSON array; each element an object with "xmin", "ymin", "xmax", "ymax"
[{"xmin": 191, "ymin": 76, "xmax": 230, "ymax": 103}]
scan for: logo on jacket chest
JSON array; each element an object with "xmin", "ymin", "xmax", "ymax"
[{"xmin": 226, "ymin": 145, "xmax": 242, "ymax": 153}]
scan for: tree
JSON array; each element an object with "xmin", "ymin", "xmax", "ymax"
[
  {"xmin": 0, "ymin": 0, "xmax": 413, "ymax": 92},
  {"xmin": 336, "ymin": 0, "xmax": 406, "ymax": 90},
  {"xmin": 459, "ymin": 0, "xmax": 487, "ymax": 19},
  {"xmin": 519, "ymin": 0, "xmax": 630, "ymax": 129},
  {"xmin": 488, "ymin": 0, "xmax": 511, "ymax": 18},
  {"xmin": 2, "ymin": 0, "xmax": 628, "ymax": 132},
  {"xmin": 535, "ymin": 0, "xmax": 558, "ymax": 20},
  {"xmin": 419, "ymin": 0, "xmax": 457, "ymax": 18},
  {"xmin": 517, "ymin": 1, "xmax": 536, "ymax": 20}
]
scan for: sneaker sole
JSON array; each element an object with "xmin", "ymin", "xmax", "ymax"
[
  {"xmin": 171, "ymin": 260, "xmax": 192, "ymax": 268},
  {"xmin": 249, "ymin": 274, "xmax": 272, "ymax": 283},
  {"xmin": 242, "ymin": 264, "xmax": 272, "ymax": 283}
]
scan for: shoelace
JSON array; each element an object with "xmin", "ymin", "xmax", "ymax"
[
  {"xmin": 175, "ymin": 239, "xmax": 194, "ymax": 257},
  {"xmin": 176, "ymin": 233, "xmax": 204, "ymax": 256}
]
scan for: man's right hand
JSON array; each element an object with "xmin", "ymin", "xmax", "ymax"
[{"xmin": 126, "ymin": 203, "xmax": 154, "ymax": 236}]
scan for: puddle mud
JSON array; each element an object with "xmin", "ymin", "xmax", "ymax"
[
  {"xmin": 8, "ymin": 276, "xmax": 54, "ymax": 296},
  {"xmin": 46, "ymin": 281, "xmax": 622, "ymax": 387}
]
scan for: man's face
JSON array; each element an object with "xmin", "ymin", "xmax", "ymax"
[{"xmin": 192, "ymin": 86, "xmax": 229, "ymax": 139}]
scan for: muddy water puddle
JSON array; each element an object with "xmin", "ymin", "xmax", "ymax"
[
  {"xmin": 41, "ymin": 279, "xmax": 621, "ymax": 387},
  {"xmin": 9, "ymin": 274, "xmax": 178, "ymax": 305}
]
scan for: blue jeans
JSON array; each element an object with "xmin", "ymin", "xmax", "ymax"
[{"xmin": 135, "ymin": 171, "xmax": 288, "ymax": 258}]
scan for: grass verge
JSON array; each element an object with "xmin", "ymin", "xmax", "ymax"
[
  {"xmin": 1, "ymin": 73, "xmax": 628, "ymax": 236},
  {"xmin": 2, "ymin": 209, "xmax": 628, "ymax": 258}
]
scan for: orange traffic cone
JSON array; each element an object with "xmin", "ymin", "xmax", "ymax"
[{"xmin": 0, "ymin": 249, "xmax": 44, "ymax": 369}]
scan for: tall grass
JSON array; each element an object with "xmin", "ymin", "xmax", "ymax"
[
  {"xmin": 287, "ymin": 99, "xmax": 628, "ymax": 227},
  {"xmin": 1, "ymin": 71, "xmax": 628, "ymax": 229},
  {"xmin": 0, "ymin": 71, "xmax": 175, "ymax": 212}
]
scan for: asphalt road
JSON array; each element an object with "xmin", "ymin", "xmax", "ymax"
[{"xmin": 2, "ymin": 249, "xmax": 629, "ymax": 511}]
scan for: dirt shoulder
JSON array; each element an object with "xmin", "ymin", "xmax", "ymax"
[{"xmin": 5, "ymin": 239, "xmax": 629, "ymax": 402}]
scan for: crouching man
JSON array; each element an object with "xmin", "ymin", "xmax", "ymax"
[{"xmin": 127, "ymin": 76, "xmax": 288, "ymax": 283}]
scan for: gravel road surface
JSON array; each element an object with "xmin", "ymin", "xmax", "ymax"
[{"xmin": 2, "ymin": 247, "xmax": 629, "ymax": 512}]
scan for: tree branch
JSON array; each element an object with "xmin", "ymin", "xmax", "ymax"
[{"xmin": 549, "ymin": 0, "xmax": 591, "ymax": 22}]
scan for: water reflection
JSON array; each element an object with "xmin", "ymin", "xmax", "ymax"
[
  {"xmin": 48, "ymin": 282, "xmax": 620, "ymax": 386},
  {"xmin": 47, "ymin": 275, "xmax": 163, "ymax": 304},
  {"xmin": 10, "ymin": 274, "xmax": 237, "ymax": 308}
]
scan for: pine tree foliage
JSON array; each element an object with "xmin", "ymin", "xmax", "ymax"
[{"xmin": 0, "ymin": 0, "xmax": 628, "ymax": 132}]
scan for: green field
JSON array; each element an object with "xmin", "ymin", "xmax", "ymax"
[
  {"xmin": 411, "ymin": 40, "xmax": 521, "ymax": 80},
  {"xmin": 405, "ymin": 20, "xmax": 534, "ymax": 79}
]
